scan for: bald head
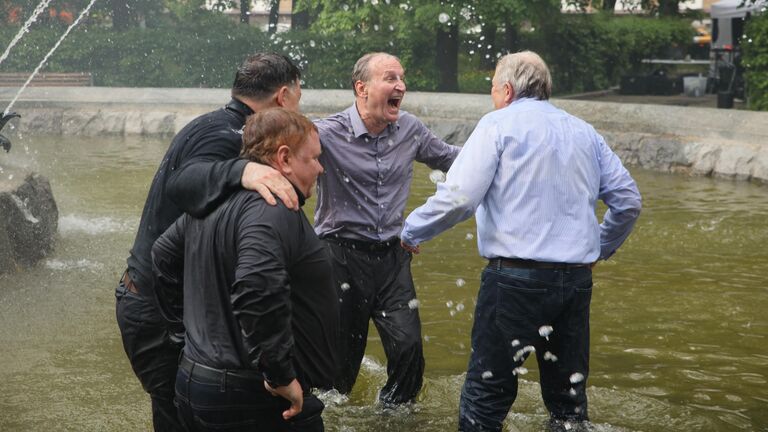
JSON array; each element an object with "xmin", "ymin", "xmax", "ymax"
[{"xmin": 494, "ymin": 51, "xmax": 552, "ymax": 101}]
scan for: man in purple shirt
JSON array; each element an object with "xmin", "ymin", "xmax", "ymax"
[{"xmin": 313, "ymin": 52, "xmax": 461, "ymax": 405}]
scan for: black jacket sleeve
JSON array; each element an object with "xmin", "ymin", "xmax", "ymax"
[
  {"xmin": 166, "ymin": 124, "xmax": 248, "ymax": 218},
  {"xmin": 230, "ymin": 201, "xmax": 297, "ymax": 386},
  {"xmin": 151, "ymin": 214, "xmax": 188, "ymax": 336}
]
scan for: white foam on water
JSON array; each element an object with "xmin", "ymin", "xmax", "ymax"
[
  {"xmin": 45, "ymin": 258, "xmax": 104, "ymax": 272},
  {"xmin": 58, "ymin": 214, "xmax": 132, "ymax": 235}
]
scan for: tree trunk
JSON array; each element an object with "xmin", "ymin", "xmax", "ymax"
[
  {"xmin": 659, "ymin": 0, "xmax": 679, "ymax": 16},
  {"xmin": 503, "ymin": 20, "xmax": 519, "ymax": 54},
  {"xmin": 268, "ymin": 0, "xmax": 279, "ymax": 33},
  {"xmin": 240, "ymin": 0, "xmax": 250, "ymax": 25},
  {"xmin": 112, "ymin": 0, "xmax": 130, "ymax": 30},
  {"xmin": 603, "ymin": 0, "xmax": 617, "ymax": 12},
  {"xmin": 480, "ymin": 24, "xmax": 497, "ymax": 70},
  {"xmin": 436, "ymin": 24, "xmax": 459, "ymax": 92},
  {"xmin": 291, "ymin": 0, "xmax": 309, "ymax": 29}
]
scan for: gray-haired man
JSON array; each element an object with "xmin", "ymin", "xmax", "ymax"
[{"xmin": 314, "ymin": 52, "xmax": 461, "ymax": 405}]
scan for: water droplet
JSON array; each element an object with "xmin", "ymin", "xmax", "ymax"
[
  {"xmin": 408, "ymin": 299, "xmax": 420, "ymax": 309},
  {"xmin": 456, "ymin": 278, "xmax": 466, "ymax": 287},
  {"xmin": 481, "ymin": 370, "xmax": 493, "ymax": 379},
  {"xmin": 340, "ymin": 282, "xmax": 350, "ymax": 291},
  {"xmin": 569, "ymin": 387, "xmax": 578, "ymax": 397},
  {"xmin": 309, "ymin": 40, "xmax": 316, "ymax": 47},
  {"xmin": 424, "ymin": 335, "xmax": 431, "ymax": 342},
  {"xmin": 511, "ymin": 339, "xmax": 520, "ymax": 347},
  {"xmin": 381, "ymin": 311, "xmax": 387, "ymax": 317},
  {"xmin": 513, "ymin": 367, "xmax": 528, "ymax": 375},
  {"xmin": 544, "ymin": 351, "xmax": 559, "ymax": 362},
  {"xmin": 465, "ymin": 233, "xmax": 474, "ymax": 240},
  {"xmin": 450, "ymin": 310, "xmax": 457, "ymax": 317},
  {"xmin": 429, "ymin": 170, "xmax": 446, "ymax": 184},
  {"xmin": 438, "ymin": 12, "xmax": 450, "ymax": 24},
  {"xmin": 539, "ymin": 325, "xmax": 553, "ymax": 339},
  {"xmin": 344, "ymin": 176, "xmax": 350, "ymax": 183},
  {"xmin": 569, "ymin": 372, "xmax": 585, "ymax": 384},
  {"xmin": 387, "ymin": 138, "xmax": 394, "ymax": 146},
  {"xmin": 446, "ymin": 300, "xmax": 454, "ymax": 308},
  {"xmin": 455, "ymin": 303, "xmax": 465, "ymax": 312}
]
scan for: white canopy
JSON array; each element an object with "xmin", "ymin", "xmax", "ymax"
[{"xmin": 711, "ymin": 0, "xmax": 766, "ymax": 19}]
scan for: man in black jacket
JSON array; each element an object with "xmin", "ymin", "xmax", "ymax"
[
  {"xmin": 115, "ymin": 53, "xmax": 301, "ymax": 431},
  {"xmin": 152, "ymin": 108, "xmax": 337, "ymax": 431}
]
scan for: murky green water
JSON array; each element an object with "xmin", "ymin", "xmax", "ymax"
[{"xmin": 1, "ymin": 134, "xmax": 766, "ymax": 431}]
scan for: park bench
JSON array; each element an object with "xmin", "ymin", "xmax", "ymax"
[{"xmin": 0, "ymin": 72, "xmax": 93, "ymax": 87}]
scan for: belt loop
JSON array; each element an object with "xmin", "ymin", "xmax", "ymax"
[
  {"xmin": 495, "ymin": 258, "xmax": 501, "ymax": 271},
  {"xmin": 220, "ymin": 370, "xmax": 227, "ymax": 392},
  {"xmin": 187, "ymin": 361, "xmax": 194, "ymax": 384}
]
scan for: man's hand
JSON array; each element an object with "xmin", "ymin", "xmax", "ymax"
[
  {"xmin": 241, "ymin": 162, "xmax": 299, "ymax": 210},
  {"xmin": 401, "ymin": 240, "xmax": 420, "ymax": 255},
  {"xmin": 264, "ymin": 379, "xmax": 303, "ymax": 420}
]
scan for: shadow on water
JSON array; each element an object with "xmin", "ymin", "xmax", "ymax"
[{"xmin": 0, "ymin": 134, "xmax": 766, "ymax": 431}]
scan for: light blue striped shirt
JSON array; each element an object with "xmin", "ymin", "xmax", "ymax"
[{"xmin": 401, "ymin": 97, "xmax": 641, "ymax": 263}]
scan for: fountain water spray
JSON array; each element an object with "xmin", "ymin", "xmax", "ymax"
[
  {"xmin": 0, "ymin": 0, "xmax": 54, "ymax": 68},
  {"xmin": 3, "ymin": 0, "xmax": 100, "ymax": 118}
]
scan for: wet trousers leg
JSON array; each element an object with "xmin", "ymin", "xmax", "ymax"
[
  {"xmin": 326, "ymin": 241, "xmax": 424, "ymax": 404},
  {"xmin": 116, "ymin": 281, "xmax": 185, "ymax": 432}
]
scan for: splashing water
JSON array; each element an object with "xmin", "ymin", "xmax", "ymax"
[
  {"xmin": 429, "ymin": 170, "xmax": 446, "ymax": 184},
  {"xmin": 481, "ymin": 371, "xmax": 493, "ymax": 380},
  {"xmin": 340, "ymin": 282, "xmax": 351, "ymax": 291},
  {"xmin": 455, "ymin": 278, "xmax": 466, "ymax": 287},
  {"xmin": 543, "ymin": 351, "xmax": 558, "ymax": 362},
  {"xmin": 513, "ymin": 366, "xmax": 528, "ymax": 375},
  {"xmin": 569, "ymin": 372, "xmax": 585, "ymax": 384},
  {"xmin": 4, "ymin": 0, "xmax": 100, "ymax": 117},
  {"xmin": 539, "ymin": 325, "xmax": 554, "ymax": 339},
  {"xmin": 0, "ymin": 0, "xmax": 53, "ymax": 68},
  {"xmin": 408, "ymin": 298, "xmax": 420, "ymax": 309}
]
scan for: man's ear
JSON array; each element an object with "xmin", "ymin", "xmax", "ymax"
[
  {"xmin": 354, "ymin": 80, "xmax": 367, "ymax": 98},
  {"xmin": 504, "ymin": 82, "xmax": 515, "ymax": 105},
  {"xmin": 275, "ymin": 145, "xmax": 293, "ymax": 174},
  {"xmin": 275, "ymin": 86, "xmax": 289, "ymax": 107}
]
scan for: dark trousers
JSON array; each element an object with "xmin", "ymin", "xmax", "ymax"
[
  {"xmin": 324, "ymin": 239, "xmax": 424, "ymax": 405},
  {"xmin": 115, "ymin": 280, "xmax": 185, "ymax": 432},
  {"xmin": 175, "ymin": 357, "xmax": 324, "ymax": 431},
  {"xmin": 458, "ymin": 264, "xmax": 593, "ymax": 432}
]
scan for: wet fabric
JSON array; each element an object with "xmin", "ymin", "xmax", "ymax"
[
  {"xmin": 174, "ymin": 358, "xmax": 325, "ymax": 432},
  {"xmin": 115, "ymin": 282, "xmax": 184, "ymax": 432},
  {"xmin": 313, "ymin": 105, "xmax": 459, "ymax": 242},
  {"xmin": 324, "ymin": 238, "xmax": 424, "ymax": 404},
  {"xmin": 152, "ymin": 188, "xmax": 339, "ymax": 391},
  {"xmin": 118, "ymin": 98, "xmax": 252, "ymax": 431},
  {"xmin": 458, "ymin": 264, "xmax": 592, "ymax": 431}
]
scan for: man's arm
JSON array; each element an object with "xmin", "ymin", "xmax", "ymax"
[
  {"xmin": 151, "ymin": 214, "xmax": 188, "ymax": 337},
  {"xmin": 412, "ymin": 116, "xmax": 462, "ymax": 171},
  {"xmin": 402, "ymin": 116, "xmax": 500, "ymax": 249},
  {"xmin": 166, "ymin": 128, "xmax": 297, "ymax": 218},
  {"xmin": 596, "ymin": 135, "xmax": 642, "ymax": 260},
  {"xmin": 230, "ymin": 203, "xmax": 298, "ymax": 404}
]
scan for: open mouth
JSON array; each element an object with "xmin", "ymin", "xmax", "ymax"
[{"xmin": 387, "ymin": 96, "xmax": 402, "ymax": 110}]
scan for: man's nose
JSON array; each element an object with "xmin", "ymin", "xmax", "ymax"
[{"xmin": 395, "ymin": 79, "xmax": 406, "ymax": 92}]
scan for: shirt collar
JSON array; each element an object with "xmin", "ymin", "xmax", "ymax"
[
  {"xmin": 225, "ymin": 97, "xmax": 254, "ymax": 119},
  {"xmin": 346, "ymin": 104, "xmax": 398, "ymax": 138}
]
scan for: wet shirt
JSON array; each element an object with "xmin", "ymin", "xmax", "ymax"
[
  {"xmin": 313, "ymin": 104, "xmax": 460, "ymax": 242},
  {"xmin": 402, "ymin": 98, "xmax": 642, "ymax": 263},
  {"xmin": 126, "ymin": 99, "xmax": 251, "ymax": 296},
  {"xmin": 152, "ymin": 188, "xmax": 338, "ymax": 389}
]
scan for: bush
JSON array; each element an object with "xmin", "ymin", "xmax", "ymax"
[{"xmin": 743, "ymin": 12, "xmax": 768, "ymax": 110}]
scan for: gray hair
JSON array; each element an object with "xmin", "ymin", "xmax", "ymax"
[
  {"xmin": 494, "ymin": 51, "xmax": 552, "ymax": 101},
  {"xmin": 351, "ymin": 52, "xmax": 400, "ymax": 96}
]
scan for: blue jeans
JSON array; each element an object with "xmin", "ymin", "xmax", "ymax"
[
  {"xmin": 458, "ymin": 263, "xmax": 593, "ymax": 431},
  {"xmin": 175, "ymin": 359, "xmax": 324, "ymax": 432}
]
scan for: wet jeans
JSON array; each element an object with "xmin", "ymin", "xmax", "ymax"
[
  {"xmin": 174, "ymin": 357, "xmax": 325, "ymax": 431},
  {"xmin": 458, "ymin": 263, "xmax": 593, "ymax": 432},
  {"xmin": 324, "ymin": 239, "xmax": 424, "ymax": 405},
  {"xmin": 115, "ymin": 280, "xmax": 185, "ymax": 432}
]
